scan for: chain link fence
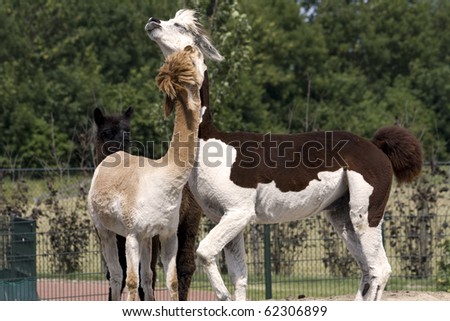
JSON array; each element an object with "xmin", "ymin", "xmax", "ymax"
[{"xmin": 1, "ymin": 166, "xmax": 449, "ymax": 300}]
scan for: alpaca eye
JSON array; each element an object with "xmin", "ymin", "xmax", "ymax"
[{"xmin": 174, "ymin": 22, "xmax": 187, "ymax": 32}]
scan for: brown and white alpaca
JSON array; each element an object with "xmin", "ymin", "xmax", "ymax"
[
  {"xmin": 88, "ymin": 45, "xmax": 206, "ymax": 301},
  {"xmin": 146, "ymin": 10, "xmax": 423, "ymax": 301}
]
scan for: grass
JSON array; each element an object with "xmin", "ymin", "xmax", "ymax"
[
  {"xmin": 154, "ymin": 269, "xmax": 441, "ymax": 300},
  {"xmin": 246, "ymin": 276, "xmax": 360, "ymax": 300},
  {"xmin": 151, "ymin": 268, "xmax": 360, "ymax": 300},
  {"xmin": 387, "ymin": 276, "xmax": 440, "ymax": 292}
]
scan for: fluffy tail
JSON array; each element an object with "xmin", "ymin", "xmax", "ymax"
[{"xmin": 371, "ymin": 126, "xmax": 423, "ymax": 184}]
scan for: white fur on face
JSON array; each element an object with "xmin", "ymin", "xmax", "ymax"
[
  {"xmin": 173, "ymin": 9, "xmax": 198, "ymax": 28},
  {"xmin": 145, "ymin": 9, "xmax": 224, "ymax": 61},
  {"xmin": 146, "ymin": 10, "xmax": 200, "ymax": 57}
]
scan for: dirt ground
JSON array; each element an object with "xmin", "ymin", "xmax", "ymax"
[
  {"xmin": 298, "ymin": 290, "xmax": 450, "ymax": 301},
  {"xmin": 37, "ymin": 280, "xmax": 449, "ymax": 301}
]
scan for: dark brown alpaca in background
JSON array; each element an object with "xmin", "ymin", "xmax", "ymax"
[
  {"xmin": 175, "ymin": 186, "xmax": 202, "ymax": 300},
  {"xmin": 93, "ymin": 107, "xmax": 133, "ymax": 165},
  {"xmin": 93, "ymin": 106, "xmax": 202, "ymax": 300},
  {"xmin": 93, "ymin": 106, "xmax": 146, "ymax": 300}
]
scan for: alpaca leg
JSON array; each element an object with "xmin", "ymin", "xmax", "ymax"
[
  {"xmin": 346, "ymin": 171, "xmax": 391, "ymax": 301},
  {"xmin": 139, "ymin": 237, "xmax": 155, "ymax": 301},
  {"xmin": 325, "ymin": 202, "xmax": 370, "ymax": 300},
  {"xmin": 196, "ymin": 209, "xmax": 254, "ymax": 301},
  {"xmin": 106, "ymin": 234, "xmax": 127, "ymax": 300},
  {"xmin": 138, "ymin": 262, "xmax": 145, "ymax": 301},
  {"xmin": 353, "ymin": 225, "xmax": 391, "ymax": 301},
  {"xmin": 176, "ymin": 203, "xmax": 201, "ymax": 300},
  {"xmin": 151, "ymin": 235, "xmax": 160, "ymax": 291},
  {"xmin": 224, "ymin": 232, "xmax": 247, "ymax": 301},
  {"xmin": 97, "ymin": 227, "xmax": 123, "ymax": 301},
  {"xmin": 176, "ymin": 240, "xmax": 196, "ymax": 301},
  {"xmin": 118, "ymin": 235, "xmax": 128, "ymax": 298},
  {"xmin": 125, "ymin": 234, "xmax": 140, "ymax": 301},
  {"xmin": 160, "ymin": 232, "xmax": 179, "ymax": 301}
]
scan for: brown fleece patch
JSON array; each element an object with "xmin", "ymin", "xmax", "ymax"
[
  {"xmin": 200, "ymin": 128, "xmax": 400, "ymax": 228},
  {"xmin": 157, "ymin": 45, "xmax": 203, "ymax": 118}
]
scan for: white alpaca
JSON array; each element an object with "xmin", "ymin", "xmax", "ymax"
[
  {"xmin": 88, "ymin": 45, "xmax": 206, "ymax": 301},
  {"xmin": 145, "ymin": 10, "xmax": 422, "ymax": 301}
]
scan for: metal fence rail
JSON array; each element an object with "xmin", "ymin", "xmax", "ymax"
[{"xmin": 0, "ymin": 166, "xmax": 449, "ymax": 300}]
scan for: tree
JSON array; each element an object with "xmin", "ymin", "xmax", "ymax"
[{"xmin": 0, "ymin": 0, "xmax": 449, "ymax": 168}]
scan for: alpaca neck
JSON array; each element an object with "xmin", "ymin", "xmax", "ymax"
[
  {"xmin": 162, "ymin": 88, "xmax": 200, "ymax": 181},
  {"xmin": 94, "ymin": 144, "xmax": 110, "ymax": 166},
  {"xmin": 199, "ymin": 70, "xmax": 218, "ymax": 139}
]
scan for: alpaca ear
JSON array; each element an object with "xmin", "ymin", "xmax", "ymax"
[
  {"xmin": 195, "ymin": 34, "xmax": 224, "ymax": 62},
  {"xmin": 93, "ymin": 108, "xmax": 104, "ymax": 126},
  {"xmin": 124, "ymin": 106, "xmax": 134, "ymax": 119},
  {"xmin": 164, "ymin": 96, "xmax": 176, "ymax": 118}
]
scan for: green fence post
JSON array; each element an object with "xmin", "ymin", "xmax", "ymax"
[{"xmin": 264, "ymin": 224, "xmax": 272, "ymax": 300}]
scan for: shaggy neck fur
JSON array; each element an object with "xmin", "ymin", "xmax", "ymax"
[
  {"xmin": 155, "ymin": 49, "xmax": 202, "ymax": 182},
  {"xmin": 159, "ymin": 90, "xmax": 200, "ymax": 182}
]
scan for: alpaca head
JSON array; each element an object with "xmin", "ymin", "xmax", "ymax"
[
  {"xmin": 93, "ymin": 106, "xmax": 133, "ymax": 163},
  {"xmin": 156, "ymin": 46, "xmax": 206, "ymax": 118},
  {"xmin": 145, "ymin": 9, "xmax": 223, "ymax": 62}
]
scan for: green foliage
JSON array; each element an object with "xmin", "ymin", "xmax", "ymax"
[
  {"xmin": 42, "ymin": 180, "xmax": 91, "ymax": 274},
  {"xmin": 0, "ymin": 174, "xmax": 92, "ymax": 274},
  {"xmin": 317, "ymin": 214, "xmax": 358, "ymax": 278},
  {"xmin": 385, "ymin": 167, "xmax": 449, "ymax": 278},
  {"xmin": 0, "ymin": 178, "xmax": 31, "ymax": 219},
  {"xmin": 269, "ymin": 221, "xmax": 310, "ymax": 275},
  {"xmin": 1, "ymin": 0, "xmax": 449, "ymax": 167},
  {"xmin": 437, "ymin": 239, "xmax": 450, "ymax": 292},
  {"xmin": 207, "ymin": 0, "xmax": 274, "ymax": 132}
]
